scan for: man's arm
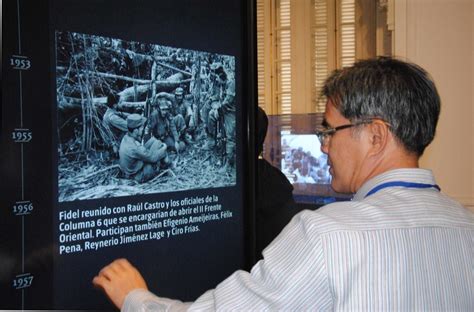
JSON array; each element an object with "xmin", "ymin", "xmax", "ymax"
[
  {"xmin": 105, "ymin": 111, "xmax": 128, "ymax": 132},
  {"xmin": 188, "ymin": 211, "xmax": 332, "ymax": 310},
  {"xmin": 155, "ymin": 92, "xmax": 174, "ymax": 101},
  {"xmin": 93, "ymin": 211, "xmax": 333, "ymax": 311},
  {"xmin": 93, "ymin": 259, "xmax": 191, "ymax": 311},
  {"xmin": 169, "ymin": 117, "xmax": 180, "ymax": 143},
  {"xmin": 185, "ymin": 102, "xmax": 194, "ymax": 119},
  {"xmin": 131, "ymin": 138, "xmax": 166, "ymax": 164},
  {"xmin": 221, "ymin": 79, "xmax": 235, "ymax": 112}
]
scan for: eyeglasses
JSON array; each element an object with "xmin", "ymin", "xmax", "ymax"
[{"xmin": 315, "ymin": 119, "xmax": 378, "ymax": 145}]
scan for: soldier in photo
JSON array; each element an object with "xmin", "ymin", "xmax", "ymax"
[
  {"xmin": 202, "ymin": 62, "xmax": 236, "ymax": 170},
  {"xmin": 118, "ymin": 114, "xmax": 167, "ymax": 183},
  {"xmin": 102, "ymin": 93, "xmax": 130, "ymax": 155},
  {"xmin": 155, "ymin": 87, "xmax": 195, "ymax": 144},
  {"xmin": 172, "ymin": 87, "xmax": 195, "ymax": 139},
  {"xmin": 148, "ymin": 96, "xmax": 186, "ymax": 153}
]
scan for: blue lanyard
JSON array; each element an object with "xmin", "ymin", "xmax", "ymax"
[{"xmin": 365, "ymin": 181, "xmax": 441, "ymax": 198}]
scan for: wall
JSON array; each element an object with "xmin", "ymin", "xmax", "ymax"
[{"xmin": 394, "ymin": 0, "xmax": 473, "ymax": 210}]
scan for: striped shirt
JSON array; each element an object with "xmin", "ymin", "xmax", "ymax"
[{"xmin": 123, "ymin": 168, "xmax": 474, "ymax": 311}]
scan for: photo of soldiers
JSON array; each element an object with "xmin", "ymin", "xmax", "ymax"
[{"xmin": 56, "ymin": 31, "xmax": 237, "ymax": 202}]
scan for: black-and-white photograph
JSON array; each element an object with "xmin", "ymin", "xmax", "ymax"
[
  {"xmin": 280, "ymin": 134, "xmax": 331, "ymax": 185},
  {"xmin": 56, "ymin": 31, "xmax": 237, "ymax": 202}
]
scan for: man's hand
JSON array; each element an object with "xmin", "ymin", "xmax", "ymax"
[{"xmin": 92, "ymin": 258, "xmax": 148, "ymax": 309}]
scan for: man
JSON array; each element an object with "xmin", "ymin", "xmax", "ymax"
[
  {"xmin": 94, "ymin": 58, "xmax": 474, "ymax": 310},
  {"xmin": 156, "ymin": 87, "xmax": 195, "ymax": 142},
  {"xmin": 102, "ymin": 93, "xmax": 129, "ymax": 154},
  {"xmin": 202, "ymin": 62, "xmax": 236, "ymax": 169},
  {"xmin": 119, "ymin": 114, "xmax": 167, "ymax": 183},
  {"xmin": 148, "ymin": 96, "xmax": 186, "ymax": 152}
]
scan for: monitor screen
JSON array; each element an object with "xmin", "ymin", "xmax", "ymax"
[
  {"xmin": 264, "ymin": 114, "xmax": 351, "ymax": 205},
  {"xmin": 280, "ymin": 133, "xmax": 331, "ymax": 185}
]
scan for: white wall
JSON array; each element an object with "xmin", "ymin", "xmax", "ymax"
[{"xmin": 394, "ymin": 0, "xmax": 473, "ymax": 210}]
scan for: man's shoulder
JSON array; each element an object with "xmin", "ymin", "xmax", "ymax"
[
  {"xmin": 298, "ymin": 199, "xmax": 406, "ymax": 235},
  {"xmin": 120, "ymin": 134, "xmax": 139, "ymax": 148},
  {"xmin": 295, "ymin": 202, "xmax": 395, "ymax": 240},
  {"xmin": 297, "ymin": 192, "xmax": 474, "ymax": 237},
  {"xmin": 294, "ymin": 201, "xmax": 362, "ymax": 235},
  {"xmin": 103, "ymin": 108, "xmax": 114, "ymax": 118}
]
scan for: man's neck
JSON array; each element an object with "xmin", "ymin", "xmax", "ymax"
[{"xmin": 355, "ymin": 146, "xmax": 419, "ymax": 192}]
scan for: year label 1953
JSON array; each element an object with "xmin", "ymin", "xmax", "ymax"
[{"xmin": 10, "ymin": 55, "xmax": 31, "ymax": 70}]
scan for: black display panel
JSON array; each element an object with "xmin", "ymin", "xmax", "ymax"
[{"xmin": 1, "ymin": 0, "xmax": 256, "ymax": 310}]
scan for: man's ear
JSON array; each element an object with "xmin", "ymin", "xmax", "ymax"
[{"xmin": 367, "ymin": 120, "xmax": 390, "ymax": 156}]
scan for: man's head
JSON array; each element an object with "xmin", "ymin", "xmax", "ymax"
[
  {"xmin": 174, "ymin": 87, "xmax": 184, "ymax": 103},
  {"xmin": 323, "ymin": 57, "xmax": 440, "ymax": 156},
  {"xmin": 107, "ymin": 93, "xmax": 120, "ymax": 109},
  {"xmin": 256, "ymin": 107, "xmax": 268, "ymax": 157},
  {"xmin": 127, "ymin": 114, "xmax": 146, "ymax": 140},
  {"xmin": 158, "ymin": 99, "xmax": 170, "ymax": 118},
  {"xmin": 210, "ymin": 63, "xmax": 227, "ymax": 81},
  {"xmin": 320, "ymin": 57, "xmax": 441, "ymax": 193}
]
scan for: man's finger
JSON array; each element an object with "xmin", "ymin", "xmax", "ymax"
[
  {"xmin": 115, "ymin": 258, "xmax": 133, "ymax": 271},
  {"xmin": 110, "ymin": 258, "xmax": 128, "ymax": 271},
  {"xmin": 92, "ymin": 275, "xmax": 110, "ymax": 290},
  {"xmin": 99, "ymin": 264, "xmax": 118, "ymax": 280}
]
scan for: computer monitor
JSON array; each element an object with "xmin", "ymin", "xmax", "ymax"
[{"xmin": 264, "ymin": 114, "xmax": 351, "ymax": 206}]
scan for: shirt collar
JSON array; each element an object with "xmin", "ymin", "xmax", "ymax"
[{"xmin": 353, "ymin": 168, "xmax": 437, "ymax": 201}]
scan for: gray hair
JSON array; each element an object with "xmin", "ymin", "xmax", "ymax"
[{"xmin": 322, "ymin": 57, "xmax": 440, "ymax": 156}]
